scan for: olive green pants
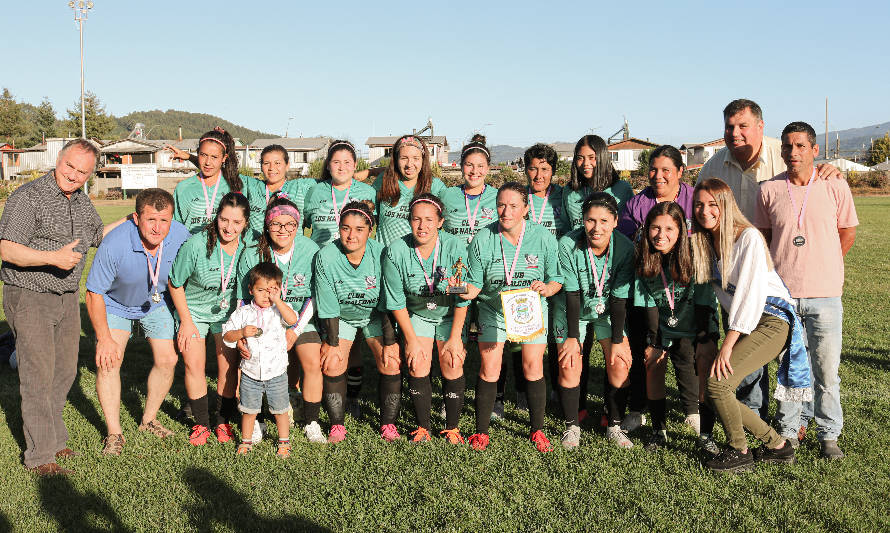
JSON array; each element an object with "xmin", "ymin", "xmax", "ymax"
[{"xmin": 706, "ymin": 314, "xmax": 788, "ymax": 451}]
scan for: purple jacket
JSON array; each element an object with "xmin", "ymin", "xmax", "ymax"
[{"xmin": 617, "ymin": 182, "xmax": 695, "ymax": 241}]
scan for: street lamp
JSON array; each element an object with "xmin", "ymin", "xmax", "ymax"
[
  {"xmin": 285, "ymin": 117, "xmax": 295, "ymax": 137},
  {"xmin": 69, "ymin": 1, "xmax": 93, "ymax": 141}
]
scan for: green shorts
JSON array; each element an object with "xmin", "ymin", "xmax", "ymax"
[
  {"xmin": 338, "ymin": 312, "xmax": 384, "ymax": 342},
  {"xmin": 173, "ymin": 311, "xmax": 225, "ymax": 338},
  {"xmin": 552, "ymin": 314, "xmax": 612, "ymax": 345},
  {"xmin": 477, "ymin": 302, "xmax": 548, "ymax": 345},
  {"xmin": 409, "ymin": 313, "xmax": 465, "ymax": 342}
]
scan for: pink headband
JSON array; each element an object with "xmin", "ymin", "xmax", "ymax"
[
  {"xmin": 340, "ymin": 208, "xmax": 373, "ymax": 225},
  {"xmin": 398, "ymin": 136, "xmax": 424, "ymax": 150},
  {"xmin": 266, "ymin": 205, "xmax": 301, "ymax": 227},
  {"xmin": 199, "ymin": 136, "xmax": 226, "ymax": 151},
  {"xmin": 409, "ymin": 198, "xmax": 442, "ymax": 212}
]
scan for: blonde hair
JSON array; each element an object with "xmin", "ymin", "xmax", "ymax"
[{"xmin": 690, "ymin": 178, "xmax": 773, "ymax": 288}]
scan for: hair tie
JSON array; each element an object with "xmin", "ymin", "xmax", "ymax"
[
  {"xmin": 214, "ymin": 126, "xmax": 227, "ymax": 134},
  {"xmin": 462, "ymin": 144, "xmax": 490, "ymax": 157},
  {"xmin": 409, "ymin": 198, "xmax": 442, "ymax": 212},
  {"xmin": 340, "ymin": 208, "xmax": 373, "ymax": 226},
  {"xmin": 266, "ymin": 205, "xmax": 301, "ymax": 227},
  {"xmin": 329, "ymin": 141, "xmax": 355, "ymax": 152}
]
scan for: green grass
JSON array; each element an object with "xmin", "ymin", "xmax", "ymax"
[{"xmin": 0, "ymin": 198, "xmax": 888, "ymax": 532}]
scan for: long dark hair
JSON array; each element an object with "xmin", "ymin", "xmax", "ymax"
[
  {"xmin": 635, "ymin": 201, "xmax": 692, "ymax": 284},
  {"xmin": 205, "ymin": 192, "xmax": 251, "ymax": 257},
  {"xmin": 320, "ymin": 140, "xmax": 357, "ymax": 182},
  {"xmin": 198, "ymin": 127, "xmax": 243, "ymax": 192},
  {"xmin": 568, "ymin": 134, "xmax": 618, "ymax": 192},
  {"xmin": 378, "ymin": 135, "xmax": 433, "ymax": 207},
  {"xmin": 256, "ymin": 196, "xmax": 300, "ymax": 262}
]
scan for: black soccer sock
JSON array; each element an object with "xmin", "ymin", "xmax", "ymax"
[
  {"xmin": 215, "ymin": 395, "xmax": 238, "ymax": 426},
  {"xmin": 649, "ymin": 398, "xmax": 667, "ymax": 431},
  {"xmin": 513, "ymin": 353, "xmax": 527, "ymax": 394},
  {"xmin": 559, "ymin": 385, "xmax": 581, "ymax": 426},
  {"xmin": 526, "ymin": 377, "xmax": 546, "ymax": 433},
  {"xmin": 442, "ymin": 375, "xmax": 466, "ymax": 429},
  {"xmin": 379, "ymin": 373, "xmax": 402, "ymax": 426},
  {"xmin": 700, "ymin": 402, "xmax": 716, "ymax": 436},
  {"xmin": 547, "ymin": 345, "xmax": 560, "ymax": 393},
  {"xmin": 474, "ymin": 377, "xmax": 498, "ymax": 434},
  {"xmin": 496, "ymin": 359, "xmax": 507, "ymax": 400},
  {"xmin": 346, "ymin": 366, "xmax": 363, "ymax": 399},
  {"xmin": 607, "ymin": 386, "xmax": 630, "ymax": 426},
  {"xmin": 408, "ymin": 375, "xmax": 432, "ymax": 430},
  {"xmin": 323, "ymin": 373, "xmax": 347, "ymax": 426},
  {"xmin": 190, "ymin": 395, "xmax": 210, "ymax": 429},
  {"xmin": 303, "ymin": 401, "xmax": 321, "ymax": 425}
]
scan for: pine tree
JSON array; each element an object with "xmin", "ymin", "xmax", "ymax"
[
  {"xmin": 866, "ymin": 134, "xmax": 890, "ymax": 167},
  {"xmin": 65, "ymin": 91, "xmax": 115, "ymax": 139},
  {"xmin": 0, "ymin": 88, "xmax": 27, "ymax": 144},
  {"xmin": 33, "ymin": 98, "xmax": 58, "ymax": 142}
]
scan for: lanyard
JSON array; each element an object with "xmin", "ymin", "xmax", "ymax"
[
  {"xmin": 786, "ymin": 168, "xmax": 816, "ymax": 230},
  {"xmin": 529, "ymin": 186, "xmax": 550, "ymax": 224},
  {"xmin": 659, "ymin": 270, "xmax": 676, "ymax": 316},
  {"xmin": 144, "ymin": 241, "xmax": 164, "ymax": 300},
  {"xmin": 585, "ymin": 239, "xmax": 610, "ymax": 300},
  {"xmin": 500, "ymin": 220, "xmax": 526, "ymax": 286},
  {"xmin": 200, "ymin": 173, "xmax": 222, "ymax": 221},
  {"xmin": 251, "ymin": 302, "xmax": 269, "ymax": 333},
  {"xmin": 464, "ymin": 185, "xmax": 484, "ymax": 231},
  {"xmin": 414, "ymin": 237, "xmax": 441, "ymax": 295},
  {"xmin": 219, "ymin": 243, "xmax": 238, "ymax": 296},
  {"xmin": 332, "ymin": 180, "xmax": 352, "ymax": 225}
]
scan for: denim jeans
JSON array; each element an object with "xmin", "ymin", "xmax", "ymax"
[{"xmin": 774, "ymin": 297, "xmax": 843, "ymax": 441}]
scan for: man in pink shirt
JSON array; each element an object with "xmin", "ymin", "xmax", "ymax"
[{"xmin": 755, "ymin": 121, "xmax": 858, "ymax": 460}]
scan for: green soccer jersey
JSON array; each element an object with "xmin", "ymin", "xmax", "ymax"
[
  {"xmin": 562, "ymin": 179, "xmax": 634, "ymax": 230},
  {"xmin": 557, "ymin": 229, "xmax": 634, "ymax": 321},
  {"xmin": 372, "ymin": 175, "xmax": 446, "ymax": 247},
  {"xmin": 241, "ymin": 175, "xmax": 270, "ymax": 232},
  {"xmin": 303, "ymin": 179, "xmax": 378, "ymax": 246},
  {"xmin": 633, "ymin": 270, "xmax": 716, "ymax": 340},
  {"xmin": 312, "ymin": 238, "xmax": 385, "ymax": 327},
  {"xmin": 236, "ymin": 236, "xmax": 319, "ymax": 314},
  {"xmin": 528, "ymin": 185, "xmax": 570, "ymax": 238},
  {"xmin": 382, "ymin": 230, "xmax": 470, "ymax": 323},
  {"xmin": 173, "ymin": 173, "xmax": 233, "ymax": 234},
  {"xmin": 169, "ymin": 230, "xmax": 257, "ymax": 323},
  {"xmin": 465, "ymin": 220, "xmax": 563, "ymax": 321},
  {"xmin": 440, "ymin": 184, "xmax": 499, "ymax": 247},
  {"xmin": 251, "ymin": 177, "xmax": 317, "ymax": 224}
]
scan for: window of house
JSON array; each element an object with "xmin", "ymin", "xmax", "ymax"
[{"xmin": 610, "ymin": 152, "xmax": 618, "ymax": 162}]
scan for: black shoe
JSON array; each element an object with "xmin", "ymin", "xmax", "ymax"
[
  {"xmin": 706, "ymin": 447, "xmax": 754, "ymax": 473},
  {"xmin": 644, "ymin": 430, "xmax": 667, "ymax": 452},
  {"xmin": 754, "ymin": 440, "xmax": 796, "ymax": 464},
  {"xmin": 820, "ymin": 440, "xmax": 845, "ymax": 460}
]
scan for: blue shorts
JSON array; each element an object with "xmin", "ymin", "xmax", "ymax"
[
  {"xmin": 239, "ymin": 372, "xmax": 289, "ymax": 415},
  {"xmin": 107, "ymin": 305, "xmax": 175, "ymax": 340}
]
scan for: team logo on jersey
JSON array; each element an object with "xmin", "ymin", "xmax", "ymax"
[
  {"xmin": 365, "ymin": 275, "xmax": 377, "ymax": 289},
  {"xmin": 293, "ymin": 274, "xmax": 306, "ymax": 286},
  {"xmin": 436, "ymin": 266, "xmax": 447, "ymax": 278},
  {"xmin": 525, "ymin": 254, "xmax": 539, "ymax": 268},
  {"xmin": 556, "ymin": 326, "xmax": 566, "ymax": 339},
  {"xmin": 480, "ymin": 207, "xmax": 495, "ymax": 220}
]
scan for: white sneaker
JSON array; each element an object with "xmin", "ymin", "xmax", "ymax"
[
  {"xmin": 303, "ymin": 421, "xmax": 326, "ymax": 444},
  {"xmin": 561, "ymin": 424, "xmax": 581, "ymax": 449},
  {"xmin": 684, "ymin": 413, "xmax": 701, "ymax": 435},
  {"xmin": 620, "ymin": 411, "xmax": 646, "ymax": 433},
  {"xmin": 252, "ymin": 419, "xmax": 265, "ymax": 443},
  {"xmin": 606, "ymin": 424, "xmax": 634, "ymax": 449}
]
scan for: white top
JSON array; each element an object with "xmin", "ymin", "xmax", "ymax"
[
  {"xmin": 713, "ymin": 227, "xmax": 792, "ymax": 335},
  {"xmin": 222, "ymin": 304, "xmax": 290, "ymax": 381}
]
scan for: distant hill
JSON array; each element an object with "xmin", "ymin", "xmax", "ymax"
[
  {"xmin": 822, "ymin": 122, "xmax": 890, "ymax": 160},
  {"xmin": 110, "ymin": 110, "xmax": 276, "ymax": 143},
  {"xmin": 448, "ymin": 144, "xmax": 528, "ymax": 165}
]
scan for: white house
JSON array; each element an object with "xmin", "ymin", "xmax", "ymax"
[
  {"xmin": 680, "ymin": 138, "xmax": 726, "ymax": 169},
  {"xmin": 608, "ymin": 138, "xmax": 659, "ymax": 172},
  {"xmin": 246, "ymin": 137, "xmax": 331, "ymax": 176},
  {"xmin": 366, "ymin": 136, "xmax": 449, "ymax": 167},
  {"xmin": 550, "ymin": 142, "xmax": 575, "ymax": 161},
  {"xmin": 0, "ymin": 137, "xmax": 95, "ymax": 179},
  {"xmin": 816, "ymin": 158, "xmax": 871, "ymax": 172}
]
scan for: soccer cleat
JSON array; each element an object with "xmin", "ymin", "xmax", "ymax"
[
  {"xmin": 644, "ymin": 430, "xmax": 668, "ymax": 452},
  {"xmin": 561, "ymin": 425, "xmax": 581, "ymax": 450},
  {"xmin": 754, "ymin": 440, "xmax": 796, "ymax": 464},
  {"xmin": 440, "ymin": 427, "xmax": 465, "ymax": 445},
  {"xmin": 235, "ymin": 442, "xmax": 253, "ymax": 456},
  {"xmin": 380, "ymin": 423, "xmax": 401, "ymax": 442},
  {"xmin": 530, "ymin": 430, "xmax": 553, "ymax": 453},
  {"xmin": 215, "ymin": 423, "xmax": 234, "ymax": 443},
  {"xmin": 621, "ymin": 411, "xmax": 646, "ymax": 433},
  {"xmin": 697, "ymin": 434, "xmax": 720, "ymax": 457},
  {"xmin": 328, "ymin": 424, "xmax": 347, "ymax": 443},
  {"xmin": 706, "ymin": 447, "xmax": 755, "ymax": 473},
  {"xmin": 684, "ymin": 413, "xmax": 701, "ymax": 435},
  {"xmin": 303, "ymin": 421, "xmax": 327, "ymax": 444},
  {"xmin": 276, "ymin": 441, "xmax": 291, "ymax": 459},
  {"xmin": 189, "ymin": 425, "xmax": 211, "ymax": 446},
  {"xmin": 468, "ymin": 433, "xmax": 489, "ymax": 451},
  {"xmin": 410, "ymin": 427, "xmax": 432, "ymax": 443},
  {"xmin": 606, "ymin": 425, "xmax": 634, "ymax": 449}
]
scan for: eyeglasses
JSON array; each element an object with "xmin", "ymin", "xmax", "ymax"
[{"xmin": 269, "ymin": 221, "xmax": 298, "ymax": 232}]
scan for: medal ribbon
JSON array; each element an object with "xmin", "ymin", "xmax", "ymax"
[
  {"xmin": 251, "ymin": 302, "xmax": 269, "ymax": 333},
  {"xmin": 585, "ymin": 239, "xmax": 610, "ymax": 301},
  {"xmin": 529, "ymin": 186, "xmax": 550, "ymax": 225},
  {"xmin": 144, "ymin": 241, "xmax": 164, "ymax": 299},
  {"xmin": 414, "ymin": 236, "xmax": 441, "ymax": 295},
  {"xmin": 500, "ymin": 220, "xmax": 526, "ymax": 286},
  {"xmin": 659, "ymin": 269, "xmax": 676, "ymax": 317},
  {"xmin": 219, "ymin": 244, "xmax": 238, "ymax": 297},
  {"xmin": 332, "ymin": 180, "xmax": 353, "ymax": 225},
  {"xmin": 464, "ymin": 185, "xmax": 484, "ymax": 231},
  {"xmin": 200, "ymin": 172, "xmax": 222, "ymax": 221},
  {"xmin": 785, "ymin": 168, "xmax": 816, "ymax": 230}
]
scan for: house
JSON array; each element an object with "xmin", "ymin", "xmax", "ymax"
[
  {"xmin": 366, "ymin": 136, "xmax": 449, "ymax": 167},
  {"xmin": 815, "ymin": 158, "xmax": 871, "ymax": 173},
  {"xmin": 0, "ymin": 143, "xmax": 24, "ymax": 180},
  {"xmin": 680, "ymin": 138, "xmax": 726, "ymax": 169},
  {"xmin": 0, "ymin": 137, "xmax": 91, "ymax": 179},
  {"xmin": 551, "ymin": 142, "xmax": 575, "ymax": 161},
  {"xmin": 246, "ymin": 137, "xmax": 331, "ymax": 176},
  {"xmin": 96, "ymin": 138, "xmax": 203, "ymax": 194},
  {"xmin": 870, "ymin": 160, "xmax": 890, "ymax": 172},
  {"xmin": 607, "ymin": 138, "xmax": 659, "ymax": 172}
]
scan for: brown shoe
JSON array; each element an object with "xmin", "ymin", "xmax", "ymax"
[
  {"xmin": 27, "ymin": 463, "xmax": 74, "ymax": 477},
  {"xmin": 138, "ymin": 419, "xmax": 174, "ymax": 439},
  {"xmin": 55, "ymin": 448, "xmax": 80, "ymax": 459},
  {"xmin": 101, "ymin": 434, "xmax": 125, "ymax": 456}
]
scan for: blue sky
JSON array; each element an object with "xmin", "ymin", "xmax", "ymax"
[{"xmin": 3, "ymin": 1, "xmax": 889, "ymax": 151}]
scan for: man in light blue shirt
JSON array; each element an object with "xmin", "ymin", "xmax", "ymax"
[{"xmin": 85, "ymin": 188, "xmax": 190, "ymax": 455}]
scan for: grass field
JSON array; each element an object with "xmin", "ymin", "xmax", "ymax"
[{"xmin": 0, "ymin": 198, "xmax": 888, "ymax": 532}]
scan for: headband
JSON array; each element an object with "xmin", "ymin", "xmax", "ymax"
[
  {"xmin": 329, "ymin": 141, "xmax": 355, "ymax": 152},
  {"xmin": 398, "ymin": 136, "xmax": 424, "ymax": 150},
  {"xmin": 340, "ymin": 208, "xmax": 373, "ymax": 226},
  {"xmin": 409, "ymin": 198, "xmax": 442, "ymax": 212},
  {"xmin": 266, "ymin": 205, "xmax": 301, "ymax": 227},
  {"xmin": 199, "ymin": 136, "xmax": 227, "ymax": 151},
  {"xmin": 462, "ymin": 144, "xmax": 490, "ymax": 157}
]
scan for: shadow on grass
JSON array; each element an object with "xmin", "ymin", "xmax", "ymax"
[
  {"xmin": 0, "ymin": 365, "xmax": 26, "ymax": 456},
  {"xmin": 182, "ymin": 467, "xmax": 331, "ymax": 532},
  {"xmin": 0, "ymin": 506, "xmax": 10, "ymax": 532},
  {"xmin": 38, "ymin": 475, "xmax": 131, "ymax": 533},
  {"xmin": 845, "ymin": 349, "xmax": 890, "ymax": 371}
]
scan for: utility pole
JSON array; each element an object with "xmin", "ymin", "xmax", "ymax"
[
  {"xmin": 69, "ymin": 0, "xmax": 94, "ymax": 194},
  {"xmin": 825, "ymin": 97, "xmax": 829, "ymax": 161}
]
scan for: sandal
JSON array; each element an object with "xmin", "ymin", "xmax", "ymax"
[
  {"xmin": 235, "ymin": 442, "xmax": 253, "ymax": 456},
  {"xmin": 101, "ymin": 434, "xmax": 125, "ymax": 456},
  {"xmin": 276, "ymin": 441, "xmax": 291, "ymax": 459},
  {"xmin": 138, "ymin": 420, "xmax": 174, "ymax": 439}
]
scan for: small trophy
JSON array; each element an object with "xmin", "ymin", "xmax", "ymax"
[{"xmin": 447, "ymin": 257, "xmax": 468, "ymax": 294}]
